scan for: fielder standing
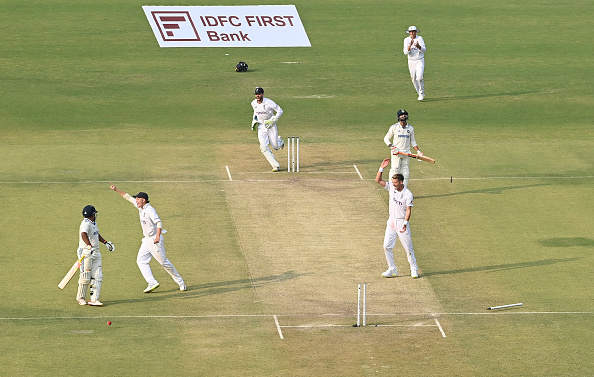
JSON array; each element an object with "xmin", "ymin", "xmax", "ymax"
[
  {"xmin": 251, "ymin": 87, "xmax": 285, "ymax": 172},
  {"xmin": 109, "ymin": 185, "xmax": 186, "ymax": 293},
  {"xmin": 76, "ymin": 205, "xmax": 115, "ymax": 306},
  {"xmin": 403, "ymin": 26, "xmax": 426, "ymax": 101},
  {"xmin": 384, "ymin": 109, "xmax": 424, "ymax": 188},
  {"xmin": 375, "ymin": 159, "xmax": 419, "ymax": 279}
]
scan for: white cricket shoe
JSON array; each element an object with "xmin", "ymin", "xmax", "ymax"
[
  {"xmin": 78, "ymin": 298, "xmax": 87, "ymax": 306},
  {"xmin": 382, "ymin": 267, "xmax": 397, "ymax": 278},
  {"xmin": 143, "ymin": 283, "xmax": 160, "ymax": 293},
  {"xmin": 88, "ymin": 300, "xmax": 104, "ymax": 306},
  {"xmin": 179, "ymin": 283, "xmax": 187, "ymax": 291},
  {"xmin": 417, "ymin": 94, "xmax": 425, "ymax": 101},
  {"xmin": 411, "ymin": 270, "xmax": 419, "ymax": 279},
  {"xmin": 272, "ymin": 167, "xmax": 280, "ymax": 172}
]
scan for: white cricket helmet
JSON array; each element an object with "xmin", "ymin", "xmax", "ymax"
[{"xmin": 406, "ymin": 26, "xmax": 419, "ymax": 33}]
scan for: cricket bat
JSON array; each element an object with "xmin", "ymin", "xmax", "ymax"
[
  {"xmin": 58, "ymin": 255, "xmax": 84, "ymax": 289},
  {"xmin": 393, "ymin": 151, "xmax": 436, "ymax": 164}
]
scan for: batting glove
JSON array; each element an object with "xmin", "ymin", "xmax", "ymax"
[
  {"xmin": 105, "ymin": 241, "xmax": 115, "ymax": 252},
  {"xmin": 391, "ymin": 147, "xmax": 400, "ymax": 155},
  {"xmin": 416, "ymin": 150, "xmax": 424, "ymax": 162}
]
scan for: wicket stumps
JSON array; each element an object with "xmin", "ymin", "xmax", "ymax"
[
  {"xmin": 356, "ymin": 283, "xmax": 367, "ymax": 327},
  {"xmin": 287, "ymin": 136, "xmax": 299, "ymax": 172}
]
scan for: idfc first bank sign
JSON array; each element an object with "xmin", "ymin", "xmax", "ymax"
[{"xmin": 143, "ymin": 5, "xmax": 311, "ymax": 47}]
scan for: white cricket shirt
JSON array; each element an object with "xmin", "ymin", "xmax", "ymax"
[
  {"xmin": 251, "ymin": 98, "xmax": 283, "ymax": 125},
  {"xmin": 384, "ymin": 123, "xmax": 417, "ymax": 152},
  {"xmin": 79, "ymin": 218, "xmax": 100, "ymax": 250},
  {"xmin": 403, "ymin": 35, "xmax": 426, "ymax": 61},
  {"xmin": 124, "ymin": 195, "xmax": 163, "ymax": 238},
  {"xmin": 385, "ymin": 181, "xmax": 413, "ymax": 220}
]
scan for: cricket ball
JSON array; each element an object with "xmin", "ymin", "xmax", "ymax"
[{"xmin": 107, "ymin": 321, "xmax": 112, "ymax": 326}]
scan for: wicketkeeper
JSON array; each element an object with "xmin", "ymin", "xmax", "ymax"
[
  {"xmin": 251, "ymin": 87, "xmax": 285, "ymax": 172},
  {"xmin": 76, "ymin": 205, "xmax": 114, "ymax": 306}
]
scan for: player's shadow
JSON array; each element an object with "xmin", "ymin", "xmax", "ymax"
[
  {"xmin": 106, "ymin": 270, "xmax": 310, "ymax": 305},
  {"xmin": 422, "ymin": 257, "xmax": 579, "ymax": 276},
  {"xmin": 537, "ymin": 237, "xmax": 594, "ymax": 248},
  {"xmin": 425, "ymin": 90, "xmax": 537, "ymax": 102},
  {"xmin": 415, "ymin": 183, "xmax": 549, "ymax": 199}
]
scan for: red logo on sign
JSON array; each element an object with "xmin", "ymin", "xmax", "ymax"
[{"xmin": 152, "ymin": 11, "xmax": 200, "ymax": 41}]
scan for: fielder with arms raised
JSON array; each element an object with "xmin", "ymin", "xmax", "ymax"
[
  {"xmin": 110, "ymin": 185, "xmax": 186, "ymax": 293},
  {"xmin": 77, "ymin": 205, "xmax": 115, "ymax": 306},
  {"xmin": 375, "ymin": 159, "xmax": 419, "ymax": 279},
  {"xmin": 384, "ymin": 109, "xmax": 424, "ymax": 188},
  {"xmin": 251, "ymin": 87, "xmax": 285, "ymax": 172}
]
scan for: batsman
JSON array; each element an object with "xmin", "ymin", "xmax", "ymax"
[
  {"xmin": 76, "ymin": 205, "xmax": 115, "ymax": 306},
  {"xmin": 383, "ymin": 109, "xmax": 425, "ymax": 188}
]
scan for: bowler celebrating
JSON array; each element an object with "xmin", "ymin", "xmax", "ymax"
[
  {"xmin": 375, "ymin": 159, "xmax": 419, "ymax": 279},
  {"xmin": 110, "ymin": 185, "xmax": 186, "ymax": 293}
]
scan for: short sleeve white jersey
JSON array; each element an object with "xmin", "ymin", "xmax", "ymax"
[
  {"xmin": 136, "ymin": 203, "xmax": 162, "ymax": 238},
  {"xmin": 123, "ymin": 194, "xmax": 163, "ymax": 238},
  {"xmin": 384, "ymin": 181, "xmax": 413, "ymax": 220},
  {"xmin": 79, "ymin": 218, "xmax": 100, "ymax": 249},
  {"xmin": 403, "ymin": 35, "xmax": 426, "ymax": 61},
  {"xmin": 251, "ymin": 98, "xmax": 283, "ymax": 125},
  {"xmin": 384, "ymin": 123, "xmax": 417, "ymax": 152}
]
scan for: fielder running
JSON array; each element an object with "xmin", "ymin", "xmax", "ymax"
[
  {"xmin": 403, "ymin": 26, "xmax": 426, "ymax": 101},
  {"xmin": 375, "ymin": 159, "xmax": 419, "ymax": 279},
  {"xmin": 251, "ymin": 87, "xmax": 285, "ymax": 172},
  {"xmin": 384, "ymin": 109, "xmax": 424, "ymax": 188},
  {"xmin": 76, "ymin": 205, "xmax": 115, "ymax": 306},
  {"xmin": 110, "ymin": 185, "xmax": 186, "ymax": 293}
]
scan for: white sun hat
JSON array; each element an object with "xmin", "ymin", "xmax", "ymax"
[{"xmin": 406, "ymin": 26, "xmax": 419, "ymax": 33}]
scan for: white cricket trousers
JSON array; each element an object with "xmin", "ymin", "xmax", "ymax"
[
  {"xmin": 258, "ymin": 124, "xmax": 281, "ymax": 169},
  {"xmin": 137, "ymin": 236, "xmax": 184, "ymax": 286},
  {"xmin": 389, "ymin": 154, "xmax": 411, "ymax": 188},
  {"xmin": 383, "ymin": 219, "xmax": 418, "ymax": 273},
  {"xmin": 408, "ymin": 59, "xmax": 425, "ymax": 96}
]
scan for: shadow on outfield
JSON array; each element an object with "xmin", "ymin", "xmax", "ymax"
[
  {"xmin": 416, "ymin": 183, "xmax": 549, "ymax": 199},
  {"xmin": 106, "ymin": 270, "xmax": 310, "ymax": 305},
  {"xmin": 423, "ymin": 258, "xmax": 580, "ymax": 276},
  {"xmin": 538, "ymin": 237, "xmax": 594, "ymax": 248},
  {"xmin": 424, "ymin": 91, "xmax": 537, "ymax": 101}
]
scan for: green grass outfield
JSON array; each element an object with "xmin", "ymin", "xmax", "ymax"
[{"xmin": 1, "ymin": 0, "xmax": 593, "ymax": 375}]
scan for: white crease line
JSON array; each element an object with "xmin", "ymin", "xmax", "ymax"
[
  {"xmin": 434, "ymin": 318, "xmax": 446, "ymax": 338},
  {"xmin": 281, "ymin": 324, "xmax": 435, "ymax": 328},
  {"xmin": 1, "ymin": 311, "xmax": 592, "ymax": 321},
  {"xmin": 273, "ymin": 315, "xmax": 284, "ymax": 339},
  {"xmin": 418, "ymin": 176, "xmax": 594, "ymax": 181},
  {"xmin": 353, "ymin": 165, "xmax": 363, "ymax": 180},
  {"xmin": 225, "ymin": 166, "xmax": 233, "ymax": 181},
  {"xmin": 1, "ymin": 175, "xmax": 592, "ymax": 185}
]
